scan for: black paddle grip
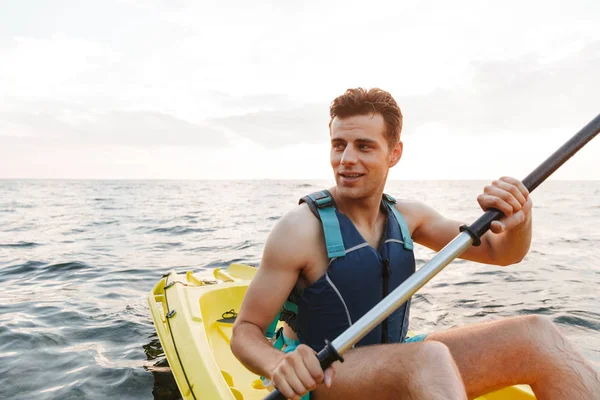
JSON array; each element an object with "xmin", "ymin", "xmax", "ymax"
[
  {"xmin": 264, "ymin": 340, "xmax": 344, "ymax": 400},
  {"xmin": 459, "ymin": 209, "xmax": 503, "ymax": 246},
  {"xmin": 317, "ymin": 339, "xmax": 344, "ymax": 369}
]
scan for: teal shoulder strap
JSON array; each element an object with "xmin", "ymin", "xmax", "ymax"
[
  {"xmin": 265, "ymin": 311, "xmax": 281, "ymax": 339},
  {"xmin": 382, "ymin": 194, "xmax": 414, "ymax": 251},
  {"xmin": 307, "ymin": 191, "xmax": 346, "ymax": 258},
  {"xmin": 265, "ymin": 301, "xmax": 298, "ymax": 339}
]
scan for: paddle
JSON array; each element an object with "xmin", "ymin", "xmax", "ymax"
[{"xmin": 264, "ymin": 114, "xmax": 600, "ymax": 400}]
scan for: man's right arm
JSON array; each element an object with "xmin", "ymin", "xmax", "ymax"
[{"xmin": 230, "ymin": 206, "xmax": 314, "ymax": 379}]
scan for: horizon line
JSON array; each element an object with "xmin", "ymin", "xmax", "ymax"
[{"xmin": 2, "ymin": 177, "xmax": 599, "ymax": 182}]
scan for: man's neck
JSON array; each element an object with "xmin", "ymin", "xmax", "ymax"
[{"xmin": 330, "ymin": 187, "xmax": 384, "ymax": 229}]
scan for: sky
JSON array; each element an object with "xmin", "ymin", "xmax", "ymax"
[{"xmin": 1, "ymin": 0, "xmax": 599, "ymax": 180}]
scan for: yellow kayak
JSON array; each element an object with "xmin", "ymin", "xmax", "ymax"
[{"xmin": 148, "ymin": 263, "xmax": 536, "ymax": 399}]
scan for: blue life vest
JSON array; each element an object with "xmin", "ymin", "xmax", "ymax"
[{"xmin": 271, "ymin": 190, "xmax": 416, "ymax": 352}]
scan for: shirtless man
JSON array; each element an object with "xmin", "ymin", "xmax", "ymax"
[{"xmin": 231, "ymin": 88, "xmax": 600, "ymax": 399}]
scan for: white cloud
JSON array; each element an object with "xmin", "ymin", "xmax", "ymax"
[
  {"xmin": 0, "ymin": 34, "xmax": 117, "ymax": 99},
  {"xmin": 400, "ymin": 41, "xmax": 600, "ymax": 135}
]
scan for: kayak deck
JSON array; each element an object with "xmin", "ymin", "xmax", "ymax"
[{"xmin": 148, "ymin": 264, "xmax": 535, "ymax": 399}]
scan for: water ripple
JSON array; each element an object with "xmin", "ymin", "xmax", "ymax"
[
  {"xmin": 149, "ymin": 226, "xmax": 215, "ymax": 235},
  {"xmin": 0, "ymin": 241, "xmax": 41, "ymax": 248}
]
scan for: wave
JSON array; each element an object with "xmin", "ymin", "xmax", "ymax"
[
  {"xmin": 232, "ymin": 240, "xmax": 254, "ymax": 250},
  {"xmin": 554, "ymin": 313, "xmax": 600, "ymax": 331},
  {"xmin": 0, "ymin": 241, "xmax": 40, "ymax": 248},
  {"xmin": 0, "ymin": 261, "xmax": 46, "ymax": 278},
  {"xmin": 149, "ymin": 225, "xmax": 215, "ymax": 235},
  {"xmin": 44, "ymin": 261, "xmax": 89, "ymax": 274},
  {"xmin": 86, "ymin": 220, "xmax": 119, "ymax": 226},
  {"xmin": 154, "ymin": 242, "xmax": 183, "ymax": 249},
  {"xmin": 518, "ymin": 306, "xmax": 559, "ymax": 315}
]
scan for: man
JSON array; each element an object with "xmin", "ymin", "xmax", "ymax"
[{"xmin": 231, "ymin": 88, "xmax": 599, "ymax": 399}]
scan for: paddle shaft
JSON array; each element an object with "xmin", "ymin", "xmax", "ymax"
[{"xmin": 264, "ymin": 114, "xmax": 600, "ymax": 400}]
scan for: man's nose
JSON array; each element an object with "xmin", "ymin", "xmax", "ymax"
[{"xmin": 341, "ymin": 146, "xmax": 358, "ymax": 166}]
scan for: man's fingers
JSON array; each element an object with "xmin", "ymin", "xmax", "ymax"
[
  {"xmin": 270, "ymin": 345, "xmax": 331, "ymax": 399},
  {"xmin": 493, "ymin": 179, "xmax": 527, "ymax": 206},
  {"xmin": 297, "ymin": 346, "xmax": 323, "ymax": 384},
  {"xmin": 490, "ymin": 220, "xmax": 505, "ymax": 234},
  {"xmin": 324, "ymin": 365, "xmax": 335, "ymax": 388},
  {"xmin": 523, "ymin": 197, "xmax": 533, "ymax": 213},
  {"xmin": 477, "ymin": 193, "xmax": 514, "ymax": 216},
  {"xmin": 283, "ymin": 355, "xmax": 310, "ymax": 396},
  {"xmin": 485, "ymin": 185, "xmax": 522, "ymax": 212},
  {"xmin": 502, "ymin": 210, "xmax": 526, "ymax": 231},
  {"xmin": 499, "ymin": 176, "xmax": 529, "ymax": 196},
  {"xmin": 272, "ymin": 372, "xmax": 299, "ymax": 400},
  {"xmin": 295, "ymin": 358, "xmax": 317, "ymax": 392},
  {"xmin": 284, "ymin": 369, "xmax": 308, "ymax": 399}
]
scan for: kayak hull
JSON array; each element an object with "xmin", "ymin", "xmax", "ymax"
[{"xmin": 148, "ymin": 264, "xmax": 535, "ymax": 399}]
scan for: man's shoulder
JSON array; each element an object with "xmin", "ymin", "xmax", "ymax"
[
  {"xmin": 391, "ymin": 198, "xmax": 439, "ymax": 236},
  {"xmin": 393, "ymin": 198, "xmax": 428, "ymax": 216},
  {"xmin": 287, "ymin": 201, "xmax": 317, "ymax": 220},
  {"xmin": 262, "ymin": 203, "xmax": 324, "ymax": 267},
  {"xmin": 273, "ymin": 203, "xmax": 322, "ymax": 240}
]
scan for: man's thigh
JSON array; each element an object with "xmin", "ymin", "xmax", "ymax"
[
  {"xmin": 312, "ymin": 340, "xmax": 462, "ymax": 400},
  {"xmin": 312, "ymin": 317, "xmax": 534, "ymax": 400},
  {"xmin": 424, "ymin": 315, "xmax": 545, "ymax": 398},
  {"xmin": 311, "ymin": 343, "xmax": 412, "ymax": 400}
]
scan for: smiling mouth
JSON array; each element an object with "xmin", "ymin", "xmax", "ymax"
[{"xmin": 339, "ymin": 172, "xmax": 365, "ymax": 178}]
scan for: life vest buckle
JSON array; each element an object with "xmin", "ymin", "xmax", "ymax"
[
  {"xmin": 383, "ymin": 193, "xmax": 397, "ymax": 204},
  {"xmin": 312, "ymin": 192, "xmax": 334, "ymax": 209}
]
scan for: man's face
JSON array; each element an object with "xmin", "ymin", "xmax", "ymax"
[{"xmin": 330, "ymin": 113, "xmax": 402, "ymax": 200}]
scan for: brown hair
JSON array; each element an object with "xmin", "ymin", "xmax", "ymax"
[{"xmin": 329, "ymin": 87, "xmax": 403, "ymax": 150}]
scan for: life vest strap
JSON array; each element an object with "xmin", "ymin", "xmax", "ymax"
[
  {"xmin": 307, "ymin": 191, "xmax": 346, "ymax": 258},
  {"xmin": 382, "ymin": 194, "xmax": 414, "ymax": 250},
  {"xmin": 265, "ymin": 301, "xmax": 298, "ymax": 338}
]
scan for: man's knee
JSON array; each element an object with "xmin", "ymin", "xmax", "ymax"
[
  {"xmin": 498, "ymin": 314, "xmax": 561, "ymax": 340},
  {"xmin": 514, "ymin": 315, "xmax": 572, "ymax": 367},
  {"xmin": 356, "ymin": 341, "xmax": 458, "ymax": 381},
  {"xmin": 413, "ymin": 340, "xmax": 454, "ymax": 365},
  {"xmin": 403, "ymin": 341, "xmax": 465, "ymax": 397},
  {"xmin": 408, "ymin": 341, "xmax": 461, "ymax": 380},
  {"xmin": 523, "ymin": 314, "xmax": 558, "ymax": 331},
  {"xmin": 519, "ymin": 314, "xmax": 564, "ymax": 343}
]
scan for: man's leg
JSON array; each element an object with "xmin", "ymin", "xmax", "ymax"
[
  {"xmin": 313, "ymin": 340, "xmax": 467, "ymax": 400},
  {"xmin": 426, "ymin": 315, "xmax": 600, "ymax": 400}
]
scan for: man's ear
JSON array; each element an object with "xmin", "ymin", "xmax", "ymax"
[{"xmin": 390, "ymin": 140, "xmax": 403, "ymax": 167}]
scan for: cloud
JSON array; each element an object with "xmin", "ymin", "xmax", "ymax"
[
  {"xmin": 207, "ymin": 103, "xmax": 330, "ymax": 148},
  {"xmin": 1, "ymin": 23, "xmax": 598, "ymax": 151},
  {"xmin": 4, "ymin": 40, "xmax": 596, "ymax": 151},
  {"xmin": 216, "ymin": 93, "xmax": 299, "ymax": 111},
  {"xmin": 400, "ymin": 41, "xmax": 600, "ymax": 135},
  {"xmin": 190, "ymin": 41, "xmax": 600, "ymax": 147},
  {"xmin": 0, "ymin": 102, "xmax": 228, "ymax": 147},
  {"xmin": 0, "ymin": 34, "xmax": 118, "ymax": 99}
]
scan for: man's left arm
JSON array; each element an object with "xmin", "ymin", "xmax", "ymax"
[{"xmin": 405, "ymin": 176, "xmax": 533, "ymax": 266}]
